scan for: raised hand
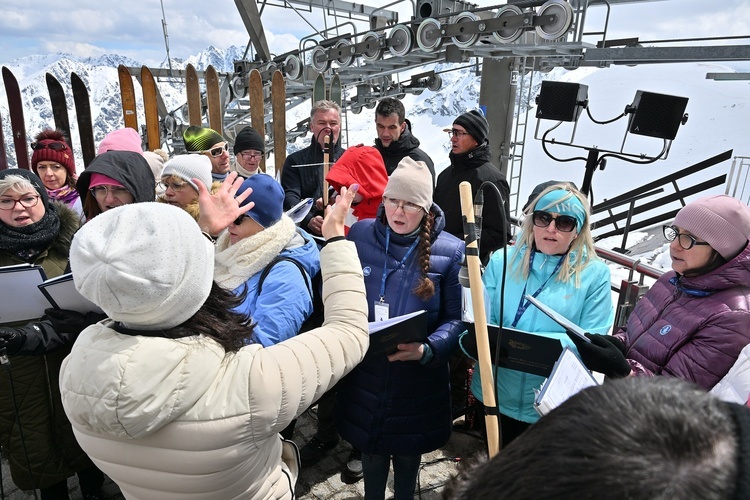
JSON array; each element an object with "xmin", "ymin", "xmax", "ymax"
[
  {"xmin": 321, "ymin": 184, "xmax": 358, "ymax": 240},
  {"xmin": 195, "ymin": 172, "xmax": 255, "ymax": 236}
]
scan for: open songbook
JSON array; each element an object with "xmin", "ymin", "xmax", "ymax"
[
  {"xmin": 367, "ymin": 310, "xmax": 428, "ymax": 357},
  {"xmin": 534, "ymin": 347, "xmax": 599, "ymax": 416}
]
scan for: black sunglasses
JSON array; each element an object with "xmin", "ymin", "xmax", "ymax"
[
  {"xmin": 31, "ymin": 142, "xmax": 68, "ymax": 151},
  {"xmin": 233, "ymin": 214, "xmax": 247, "ymax": 226},
  {"xmin": 532, "ymin": 211, "xmax": 578, "ymax": 233}
]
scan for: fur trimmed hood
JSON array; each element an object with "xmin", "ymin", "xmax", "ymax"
[{"xmin": 50, "ymin": 201, "xmax": 81, "ymax": 259}]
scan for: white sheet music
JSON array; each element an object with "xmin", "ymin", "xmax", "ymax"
[{"xmin": 534, "ymin": 347, "xmax": 599, "ymax": 416}]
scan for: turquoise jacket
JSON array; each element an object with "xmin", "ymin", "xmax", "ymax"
[{"xmin": 465, "ymin": 244, "xmax": 614, "ymax": 423}]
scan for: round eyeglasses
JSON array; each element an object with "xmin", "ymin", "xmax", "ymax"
[
  {"xmin": 532, "ymin": 211, "xmax": 577, "ymax": 233},
  {"xmin": 663, "ymin": 225, "xmax": 711, "ymax": 250},
  {"xmin": 0, "ymin": 195, "xmax": 40, "ymax": 211},
  {"xmin": 158, "ymin": 180, "xmax": 189, "ymax": 192},
  {"xmin": 383, "ymin": 197, "xmax": 423, "ymax": 214},
  {"xmin": 238, "ymin": 151, "xmax": 263, "ymax": 161},
  {"xmin": 446, "ymin": 129, "xmax": 470, "ymax": 138},
  {"xmin": 90, "ymin": 185, "xmax": 132, "ymax": 200}
]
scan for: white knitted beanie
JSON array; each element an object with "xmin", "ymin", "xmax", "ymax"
[
  {"xmin": 70, "ymin": 203, "xmax": 215, "ymax": 330},
  {"xmin": 161, "ymin": 154, "xmax": 213, "ymax": 191},
  {"xmin": 382, "ymin": 157, "xmax": 433, "ymax": 212}
]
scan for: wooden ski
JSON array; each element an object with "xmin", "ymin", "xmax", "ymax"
[
  {"xmin": 118, "ymin": 65, "xmax": 138, "ymax": 131},
  {"xmin": 0, "ymin": 108, "xmax": 7, "ymax": 170},
  {"xmin": 71, "ymin": 72, "xmax": 96, "ymax": 167},
  {"xmin": 313, "ymin": 72, "xmax": 326, "ymax": 105},
  {"xmin": 248, "ymin": 68, "xmax": 265, "ymax": 172},
  {"xmin": 205, "ymin": 65, "xmax": 222, "ymax": 135},
  {"xmin": 185, "ymin": 63, "xmax": 201, "ymax": 126},
  {"xmin": 329, "ymin": 73, "xmax": 342, "ymax": 108},
  {"xmin": 141, "ymin": 66, "xmax": 160, "ymax": 151},
  {"xmin": 46, "ymin": 73, "xmax": 72, "ymax": 141},
  {"xmin": 271, "ymin": 70, "xmax": 286, "ymax": 177},
  {"xmin": 2, "ymin": 66, "xmax": 30, "ymax": 170}
]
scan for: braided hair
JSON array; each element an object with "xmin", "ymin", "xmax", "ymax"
[{"xmin": 412, "ymin": 210, "xmax": 436, "ymax": 301}]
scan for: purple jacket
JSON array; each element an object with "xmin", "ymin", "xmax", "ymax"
[{"xmin": 615, "ymin": 241, "xmax": 750, "ymax": 389}]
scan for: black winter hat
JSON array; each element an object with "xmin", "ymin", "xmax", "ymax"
[
  {"xmin": 453, "ymin": 109, "xmax": 489, "ymax": 145},
  {"xmin": 233, "ymin": 126, "xmax": 265, "ymax": 155}
]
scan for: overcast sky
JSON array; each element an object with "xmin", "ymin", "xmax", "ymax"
[{"xmin": 0, "ymin": 0, "xmax": 748, "ymax": 66}]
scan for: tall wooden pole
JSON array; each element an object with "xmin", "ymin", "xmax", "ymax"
[{"xmin": 459, "ymin": 181, "xmax": 500, "ymax": 458}]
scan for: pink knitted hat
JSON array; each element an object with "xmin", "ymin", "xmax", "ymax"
[{"xmin": 673, "ymin": 195, "xmax": 750, "ymax": 260}]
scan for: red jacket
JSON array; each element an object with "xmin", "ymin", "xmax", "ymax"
[{"xmin": 326, "ymin": 144, "xmax": 388, "ymax": 231}]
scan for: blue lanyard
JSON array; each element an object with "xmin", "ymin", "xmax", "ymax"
[
  {"xmin": 512, "ymin": 251, "xmax": 564, "ymax": 327},
  {"xmin": 379, "ymin": 227, "xmax": 420, "ymax": 302}
]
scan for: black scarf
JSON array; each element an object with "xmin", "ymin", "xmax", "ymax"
[{"xmin": 0, "ymin": 203, "xmax": 61, "ymax": 261}]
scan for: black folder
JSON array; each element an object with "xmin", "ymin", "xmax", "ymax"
[
  {"xmin": 367, "ymin": 310, "xmax": 428, "ymax": 357},
  {"xmin": 463, "ymin": 323, "xmax": 563, "ymax": 377}
]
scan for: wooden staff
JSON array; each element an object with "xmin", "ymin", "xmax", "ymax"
[
  {"xmin": 459, "ymin": 181, "xmax": 500, "ymax": 458},
  {"xmin": 322, "ymin": 133, "xmax": 331, "ymax": 206}
]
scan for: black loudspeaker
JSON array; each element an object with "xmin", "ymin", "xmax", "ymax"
[
  {"xmin": 627, "ymin": 91, "xmax": 688, "ymax": 140},
  {"xmin": 535, "ymin": 81, "xmax": 588, "ymax": 122}
]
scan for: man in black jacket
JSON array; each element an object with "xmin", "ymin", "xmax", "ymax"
[
  {"xmin": 373, "ymin": 97, "xmax": 435, "ymax": 185},
  {"xmin": 280, "ymin": 100, "xmax": 345, "ymax": 236},
  {"xmin": 433, "ymin": 109, "xmax": 511, "ymax": 264}
]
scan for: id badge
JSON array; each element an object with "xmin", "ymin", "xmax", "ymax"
[{"xmin": 374, "ymin": 301, "xmax": 390, "ymax": 322}]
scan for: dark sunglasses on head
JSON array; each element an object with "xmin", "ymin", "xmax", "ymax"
[
  {"xmin": 31, "ymin": 142, "xmax": 68, "ymax": 151},
  {"xmin": 532, "ymin": 211, "xmax": 578, "ymax": 233}
]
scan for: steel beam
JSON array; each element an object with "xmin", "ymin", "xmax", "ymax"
[
  {"xmin": 583, "ymin": 45, "xmax": 750, "ymax": 65},
  {"xmin": 235, "ymin": 0, "xmax": 272, "ymax": 62}
]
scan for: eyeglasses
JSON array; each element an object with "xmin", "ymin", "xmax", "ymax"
[
  {"xmin": 190, "ymin": 143, "xmax": 228, "ymax": 158},
  {"xmin": 532, "ymin": 211, "xmax": 578, "ymax": 233},
  {"xmin": 158, "ymin": 180, "xmax": 189, "ymax": 192},
  {"xmin": 30, "ymin": 142, "xmax": 68, "ymax": 151},
  {"xmin": 0, "ymin": 195, "xmax": 40, "ymax": 211},
  {"xmin": 446, "ymin": 129, "xmax": 470, "ymax": 138},
  {"xmin": 383, "ymin": 197, "xmax": 423, "ymax": 214},
  {"xmin": 663, "ymin": 225, "xmax": 711, "ymax": 250},
  {"xmin": 90, "ymin": 185, "xmax": 132, "ymax": 200},
  {"xmin": 238, "ymin": 151, "xmax": 263, "ymax": 161}
]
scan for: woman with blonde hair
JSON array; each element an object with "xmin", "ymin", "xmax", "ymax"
[{"xmin": 463, "ymin": 182, "xmax": 614, "ymax": 446}]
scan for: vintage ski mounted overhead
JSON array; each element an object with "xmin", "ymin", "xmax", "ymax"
[
  {"xmin": 141, "ymin": 66, "xmax": 160, "ymax": 151},
  {"xmin": 248, "ymin": 68, "xmax": 265, "ymax": 172},
  {"xmin": 46, "ymin": 73, "xmax": 72, "ymax": 142},
  {"xmin": 313, "ymin": 72, "xmax": 326, "ymax": 106},
  {"xmin": 185, "ymin": 63, "xmax": 202, "ymax": 127},
  {"xmin": 329, "ymin": 74, "xmax": 342, "ymax": 108},
  {"xmin": 0, "ymin": 106, "xmax": 7, "ymax": 170},
  {"xmin": 2, "ymin": 66, "xmax": 30, "ymax": 170},
  {"xmin": 271, "ymin": 70, "xmax": 286, "ymax": 178},
  {"xmin": 117, "ymin": 65, "xmax": 138, "ymax": 131},
  {"xmin": 71, "ymin": 72, "xmax": 96, "ymax": 167},
  {"xmin": 205, "ymin": 65, "xmax": 222, "ymax": 135}
]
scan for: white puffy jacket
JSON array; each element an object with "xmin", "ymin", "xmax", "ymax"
[{"xmin": 60, "ymin": 241, "xmax": 368, "ymax": 499}]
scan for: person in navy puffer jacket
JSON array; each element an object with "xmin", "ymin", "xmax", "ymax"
[{"xmin": 336, "ymin": 157, "xmax": 464, "ymax": 500}]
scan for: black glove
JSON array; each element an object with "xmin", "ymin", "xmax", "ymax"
[
  {"xmin": 598, "ymin": 334, "xmax": 626, "ymax": 355},
  {"xmin": 44, "ymin": 308, "xmax": 106, "ymax": 334},
  {"xmin": 0, "ymin": 327, "xmax": 26, "ymax": 356},
  {"xmin": 572, "ymin": 333, "xmax": 632, "ymax": 379}
]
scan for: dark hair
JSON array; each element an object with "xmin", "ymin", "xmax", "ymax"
[
  {"xmin": 683, "ymin": 248, "xmax": 728, "ymax": 278},
  {"xmin": 444, "ymin": 377, "xmax": 740, "ymax": 500},
  {"xmin": 375, "ymin": 97, "xmax": 405, "ymax": 124},
  {"xmin": 82, "ymin": 191, "xmax": 103, "ymax": 220},
  {"xmin": 413, "ymin": 210, "xmax": 435, "ymax": 300},
  {"xmin": 163, "ymin": 282, "xmax": 254, "ymax": 352}
]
